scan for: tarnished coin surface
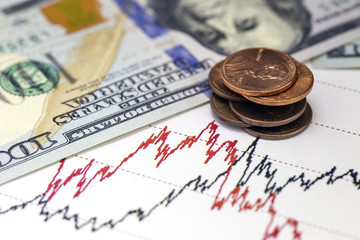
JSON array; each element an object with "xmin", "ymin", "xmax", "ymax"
[
  {"xmin": 242, "ymin": 104, "xmax": 312, "ymax": 140},
  {"xmin": 209, "ymin": 61, "xmax": 248, "ymax": 102},
  {"xmin": 221, "ymin": 48, "xmax": 297, "ymax": 97},
  {"xmin": 229, "ymin": 98, "xmax": 307, "ymax": 127},
  {"xmin": 244, "ymin": 61, "xmax": 314, "ymax": 106},
  {"xmin": 210, "ymin": 94, "xmax": 251, "ymax": 127}
]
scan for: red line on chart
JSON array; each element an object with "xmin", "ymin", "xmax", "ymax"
[
  {"xmin": 4, "ymin": 120, "xmax": 360, "ymax": 238},
  {"xmin": 45, "ymin": 121, "xmax": 239, "ymax": 200},
  {"xmin": 213, "ymin": 183, "xmax": 301, "ymax": 240},
  {"xmin": 43, "ymin": 121, "xmax": 303, "ymax": 240}
]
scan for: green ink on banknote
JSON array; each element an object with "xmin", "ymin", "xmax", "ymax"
[{"xmin": 0, "ymin": 61, "xmax": 59, "ymax": 97}]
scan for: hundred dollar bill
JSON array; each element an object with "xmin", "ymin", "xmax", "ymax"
[
  {"xmin": 0, "ymin": 0, "xmax": 216, "ymax": 184},
  {"xmin": 311, "ymin": 39, "xmax": 360, "ymax": 68},
  {"xmin": 1, "ymin": 0, "xmax": 360, "ymax": 185},
  {"xmin": 145, "ymin": 0, "xmax": 360, "ymax": 61}
]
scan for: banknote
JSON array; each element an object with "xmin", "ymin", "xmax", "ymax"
[
  {"xmin": 311, "ymin": 39, "xmax": 360, "ymax": 68},
  {"xmin": 1, "ymin": 0, "xmax": 360, "ymax": 185},
  {"xmin": 146, "ymin": 0, "xmax": 360, "ymax": 60},
  {"xmin": 0, "ymin": 0, "xmax": 216, "ymax": 184}
]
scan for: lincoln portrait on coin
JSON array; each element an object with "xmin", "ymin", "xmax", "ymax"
[{"xmin": 147, "ymin": 0, "xmax": 311, "ymax": 55}]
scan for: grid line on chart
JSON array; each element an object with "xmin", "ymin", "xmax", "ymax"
[
  {"xmin": 148, "ymin": 124, "xmax": 351, "ymax": 182},
  {"xmin": 315, "ymin": 80, "xmax": 360, "ymax": 94},
  {"xmin": 73, "ymin": 154, "xmax": 358, "ymax": 240},
  {"xmin": 0, "ymin": 191, "xmax": 27, "ymax": 202},
  {"xmin": 311, "ymin": 122, "xmax": 360, "ymax": 137},
  {"xmin": 74, "ymin": 155, "xmax": 216, "ymax": 199}
]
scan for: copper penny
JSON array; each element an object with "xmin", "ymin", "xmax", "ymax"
[
  {"xmin": 229, "ymin": 98, "xmax": 307, "ymax": 127},
  {"xmin": 221, "ymin": 48, "xmax": 297, "ymax": 97},
  {"xmin": 242, "ymin": 103, "xmax": 312, "ymax": 140},
  {"xmin": 209, "ymin": 61, "xmax": 248, "ymax": 102},
  {"xmin": 244, "ymin": 61, "xmax": 314, "ymax": 106},
  {"xmin": 210, "ymin": 93, "xmax": 251, "ymax": 127}
]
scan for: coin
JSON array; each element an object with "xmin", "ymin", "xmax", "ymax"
[
  {"xmin": 210, "ymin": 93, "xmax": 251, "ymax": 127},
  {"xmin": 221, "ymin": 48, "xmax": 297, "ymax": 96},
  {"xmin": 243, "ymin": 61, "xmax": 314, "ymax": 106},
  {"xmin": 229, "ymin": 98, "xmax": 307, "ymax": 127},
  {"xmin": 241, "ymin": 104, "xmax": 312, "ymax": 140},
  {"xmin": 209, "ymin": 61, "xmax": 248, "ymax": 102}
]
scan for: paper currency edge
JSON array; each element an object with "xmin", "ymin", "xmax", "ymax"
[{"xmin": 0, "ymin": 82, "xmax": 212, "ymax": 185}]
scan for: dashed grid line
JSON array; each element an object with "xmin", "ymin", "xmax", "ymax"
[
  {"xmin": 74, "ymin": 155, "xmax": 360, "ymax": 239},
  {"xmin": 148, "ymin": 124, "xmax": 353, "ymax": 183},
  {"xmin": 311, "ymin": 122, "xmax": 360, "ymax": 137},
  {"xmin": 1, "ymin": 119, "xmax": 359, "ymax": 239},
  {"xmin": 315, "ymin": 80, "xmax": 360, "ymax": 94},
  {"xmin": 0, "ymin": 145, "xmax": 359, "ymax": 240}
]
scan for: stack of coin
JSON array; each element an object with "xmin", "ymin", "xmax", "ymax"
[{"xmin": 209, "ymin": 48, "xmax": 313, "ymax": 140}]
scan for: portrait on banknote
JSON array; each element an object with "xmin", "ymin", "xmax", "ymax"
[{"xmin": 147, "ymin": 0, "xmax": 312, "ymax": 55}]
